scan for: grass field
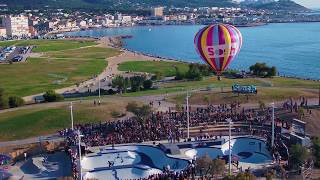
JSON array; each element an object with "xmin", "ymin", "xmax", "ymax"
[
  {"xmin": 0, "ymin": 99, "xmax": 130, "ymax": 141},
  {"xmin": 118, "ymin": 61, "xmax": 189, "ymax": 76},
  {"xmin": 267, "ymin": 77, "xmax": 320, "ymax": 89},
  {"xmin": 169, "ymin": 87, "xmax": 319, "ymax": 105},
  {"xmin": 0, "ymin": 41, "xmax": 120, "ymax": 97},
  {"xmin": 0, "ymin": 39, "xmax": 97, "ymax": 52}
]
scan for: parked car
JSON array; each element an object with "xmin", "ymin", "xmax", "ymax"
[{"xmin": 12, "ymin": 55, "xmax": 23, "ymax": 62}]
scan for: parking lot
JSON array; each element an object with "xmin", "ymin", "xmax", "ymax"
[{"xmin": 0, "ymin": 45, "xmax": 33, "ymax": 63}]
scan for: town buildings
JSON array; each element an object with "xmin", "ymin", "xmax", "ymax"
[
  {"xmin": 4, "ymin": 15, "xmax": 30, "ymax": 37},
  {"xmin": 152, "ymin": 7, "xmax": 164, "ymax": 17}
]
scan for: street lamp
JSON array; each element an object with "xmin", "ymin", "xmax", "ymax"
[
  {"xmin": 186, "ymin": 91, "xmax": 190, "ymax": 139},
  {"xmin": 271, "ymin": 102, "xmax": 275, "ymax": 148},
  {"xmin": 98, "ymin": 77, "xmax": 101, "ymax": 100},
  {"xmin": 78, "ymin": 130, "xmax": 84, "ymax": 180},
  {"xmin": 226, "ymin": 118, "xmax": 233, "ymax": 176},
  {"xmin": 70, "ymin": 102, "xmax": 74, "ymax": 130}
]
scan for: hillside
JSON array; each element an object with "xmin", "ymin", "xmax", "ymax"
[
  {"xmin": 244, "ymin": 0, "xmax": 309, "ymax": 11},
  {"xmin": 0, "ymin": 0, "xmax": 238, "ymax": 10}
]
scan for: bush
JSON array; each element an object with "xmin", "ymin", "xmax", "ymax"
[
  {"xmin": 43, "ymin": 90, "xmax": 64, "ymax": 102},
  {"xmin": 130, "ymin": 76, "xmax": 146, "ymax": 92},
  {"xmin": 313, "ymin": 137, "xmax": 320, "ymax": 168},
  {"xmin": 8, "ymin": 96, "xmax": 24, "ymax": 108},
  {"xmin": 151, "ymin": 72, "xmax": 164, "ymax": 80},
  {"xmin": 289, "ymin": 144, "xmax": 309, "ymax": 170},
  {"xmin": 107, "ymin": 89, "xmax": 116, "ymax": 95},
  {"xmin": 249, "ymin": 63, "xmax": 277, "ymax": 77},
  {"xmin": 0, "ymin": 88, "xmax": 8, "ymax": 109},
  {"xmin": 126, "ymin": 102, "xmax": 151, "ymax": 123},
  {"xmin": 143, "ymin": 80, "xmax": 153, "ymax": 90},
  {"xmin": 186, "ymin": 64, "xmax": 202, "ymax": 80},
  {"xmin": 111, "ymin": 110, "xmax": 125, "ymax": 118},
  {"xmin": 175, "ymin": 67, "xmax": 185, "ymax": 80}
]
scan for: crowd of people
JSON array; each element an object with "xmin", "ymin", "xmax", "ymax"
[
  {"xmin": 60, "ymin": 103, "xmax": 292, "ymax": 179},
  {"xmin": 62, "ymin": 103, "xmax": 279, "ymax": 147}
]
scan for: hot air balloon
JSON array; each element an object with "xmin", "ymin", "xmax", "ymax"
[{"xmin": 194, "ymin": 24, "xmax": 243, "ymax": 80}]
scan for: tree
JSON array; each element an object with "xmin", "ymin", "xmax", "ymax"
[
  {"xmin": 0, "ymin": 88, "xmax": 8, "ymax": 109},
  {"xmin": 123, "ymin": 77, "xmax": 130, "ymax": 93},
  {"xmin": 186, "ymin": 64, "xmax": 202, "ymax": 80},
  {"xmin": 258, "ymin": 100, "xmax": 266, "ymax": 110},
  {"xmin": 43, "ymin": 90, "xmax": 64, "ymax": 102},
  {"xmin": 297, "ymin": 107, "xmax": 305, "ymax": 120},
  {"xmin": 223, "ymin": 172, "xmax": 257, "ymax": 180},
  {"xmin": 175, "ymin": 66, "xmax": 185, "ymax": 80},
  {"xmin": 112, "ymin": 75, "xmax": 126, "ymax": 93},
  {"xmin": 268, "ymin": 66, "xmax": 277, "ymax": 77},
  {"xmin": 195, "ymin": 154, "xmax": 212, "ymax": 178},
  {"xmin": 126, "ymin": 102, "xmax": 151, "ymax": 124},
  {"xmin": 203, "ymin": 95, "xmax": 210, "ymax": 105},
  {"xmin": 249, "ymin": 63, "xmax": 277, "ymax": 77},
  {"xmin": 312, "ymin": 137, "xmax": 320, "ymax": 168},
  {"xmin": 151, "ymin": 72, "xmax": 164, "ymax": 80},
  {"xmin": 198, "ymin": 64, "xmax": 212, "ymax": 76},
  {"xmin": 175, "ymin": 103, "xmax": 183, "ymax": 112},
  {"xmin": 209, "ymin": 159, "xmax": 226, "ymax": 179},
  {"xmin": 235, "ymin": 172, "xmax": 257, "ymax": 180},
  {"xmin": 143, "ymin": 80, "xmax": 153, "ymax": 90},
  {"xmin": 265, "ymin": 170, "xmax": 275, "ymax": 180},
  {"xmin": 289, "ymin": 144, "xmax": 309, "ymax": 170},
  {"xmin": 130, "ymin": 76, "xmax": 146, "ymax": 92},
  {"xmin": 8, "ymin": 96, "xmax": 24, "ymax": 108}
]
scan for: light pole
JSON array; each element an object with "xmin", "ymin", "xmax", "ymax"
[
  {"xmin": 70, "ymin": 102, "xmax": 74, "ymax": 130},
  {"xmin": 98, "ymin": 77, "xmax": 101, "ymax": 104},
  {"xmin": 318, "ymin": 85, "xmax": 320, "ymax": 106},
  {"xmin": 226, "ymin": 118, "xmax": 233, "ymax": 176},
  {"xmin": 186, "ymin": 91, "xmax": 190, "ymax": 139},
  {"xmin": 78, "ymin": 130, "xmax": 84, "ymax": 180},
  {"xmin": 271, "ymin": 102, "xmax": 275, "ymax": 148}
]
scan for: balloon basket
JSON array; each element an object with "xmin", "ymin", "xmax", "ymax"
[{"xmin": 217, "ymin": 76, "xmax": 222, "ymax": 81}]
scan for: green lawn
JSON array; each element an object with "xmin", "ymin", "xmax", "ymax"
[
  {"xmin": 268, "ymin": 77, "xmax": 320, "ymax": 89},
  {"xmin": 161, "ymin": 76, "xmax": 266, "ymax": 89},
  {"xmin": 0, "ymin": 99, "xmax": 129, "ymax": 141},
  {"xmin": 118, "ymin": 61, "xmax": 189, "ymax": 77},
  {"xmin": 169, "ymin": 87, "xmax": 318, "ymax": 105},
  {"xmin": 0, "ymin": 41, "xmax": 120, "ymax": 97},
  {"xmin": 0, "ymin": 39, "xmax": 97, "ymax": 52}
]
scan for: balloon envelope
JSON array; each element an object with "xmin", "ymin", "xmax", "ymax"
[{"xmin": 194, "ymin": 24, "xmax": 242, "ymax": 75}]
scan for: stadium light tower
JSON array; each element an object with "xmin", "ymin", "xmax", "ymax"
[
  {"xmin": 186, "ymin": 91, "xmax": 190, "ymax": 139},
  {"xmin": 98, "ymin": 78, "xmax": 101, "ymax": 100},
  {"xmin": 226, "ymin": 118, "xmax": 233, "ymax": 176},
  {"xmin": 271, "ymin": 102, "xmax": 275, "ymax": 148},
  {"xmin": 78, "ymin": 130, "xmax": 84, "ymax": 180},
  {"xmin": 70, "ymin": 102, "xmax": 74, "ymax": 130}
]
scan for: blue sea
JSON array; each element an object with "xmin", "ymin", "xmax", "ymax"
[{"xmin": 66, "ymin": 23, "xmax": 320, "ymax": 79}]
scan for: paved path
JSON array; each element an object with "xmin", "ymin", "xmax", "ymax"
[
  {"xmin": 0, "ymin": 134, "xmax": 63, "ymax": 148},
  {"xmin": 22, "ymin": 37, "xmax": 165, "ymax": 103}
]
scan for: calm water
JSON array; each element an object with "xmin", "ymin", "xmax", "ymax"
[{"xmin": 66, "ymin": 23, "xmax": 320, "ymax": 79}]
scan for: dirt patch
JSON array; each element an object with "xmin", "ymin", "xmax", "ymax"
[{"xmin": 304, "ymin": 108, "xmax": 320, "ymax": 137}]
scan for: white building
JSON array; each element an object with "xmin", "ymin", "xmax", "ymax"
[
  {"xmin": 122, "ymin": 16, "xmax": 132, "ymax": 24},
  {"xmin": 0, "ymin": 27, "xmax": 6, "ymax": 37},
  {"xmin": 5, "ymin": 15, "xmax": 30, "ymax": 37},
  {"xmin": 77, "ymin": 20, "xmax": 87, "ymax": 27}
]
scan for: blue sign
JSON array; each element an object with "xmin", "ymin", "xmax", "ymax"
[{"xmin": 232, "ymin": 84, "xmax": 257, "ymax": 94}]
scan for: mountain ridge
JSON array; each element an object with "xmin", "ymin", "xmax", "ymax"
[{"xmin": 0, "ymin": 0, "xmax": 309, "ymax": 11}]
